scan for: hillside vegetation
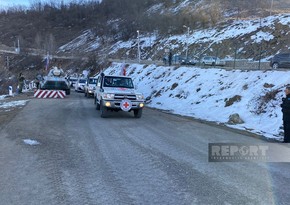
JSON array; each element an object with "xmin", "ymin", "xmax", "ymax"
[
  {"xmin": 1, "ymin": 0, "xmax": 290, "ymax": 51},
  {"xmin": 1, "ymin": 0, "xmax": 290, "ymax": 94}
]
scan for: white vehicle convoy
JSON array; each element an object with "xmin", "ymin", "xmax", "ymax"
[
  {"xmin": 94, "ymin": 73, "xmax": 145, "ymax": 118},
  {"xmin": 84, "ymin": 77, "xmax": 98, "ymax": 97},
  {"xmin": 74, "ymin": 78, "xmax": 87, "ymax": 92}
]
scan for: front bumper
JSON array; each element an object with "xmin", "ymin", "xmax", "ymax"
[
  {"xmin": 102, "ymin": 99, "xmax": 144, "ymax": 111},
  {"xmin": 87, "ymin": 89, "xmax": 95, "ymax": 95},
  {"xmin": 76, "ymin": 86, "xmax": 85, "ymax": 92}
]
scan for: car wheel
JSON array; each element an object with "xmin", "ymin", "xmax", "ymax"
[
  {"xmin": 272, "ymin": 63, "xmax": 279, "ymax": 69},
  {"xmin": 134, "ymin": 109, "xmax": 142, "ymax": 118},
  {"xmin": 96, "ymin": 102, "xmax": 100, "ymax": 110},
  {"xmin": 66, "ymin": 89, "xmax": 70, "ymax": 95},
  {"xmin": 95, "ymin": 98, "xmax": 100, "ymax": 110},
  {"xmin": 100, "ymin": 100, "xmax": 107, "ymax": 118}
]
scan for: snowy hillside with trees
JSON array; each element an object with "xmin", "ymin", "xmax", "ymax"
[{"xmin": 105, "ymin": 62, "xmax": 288, "ymax": 141}]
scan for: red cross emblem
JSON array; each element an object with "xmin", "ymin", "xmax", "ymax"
[
  {"xmin": 121, "ymin": 99, "xmax": 132, "ymax": 111},
  {"xmin": 123, "ymin": 101, "xmax": 130, "ymax": 108}
]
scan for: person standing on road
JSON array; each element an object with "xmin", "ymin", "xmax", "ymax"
[
  {"xmin": 281, "ymin": 86, "xmax": 290, "ymax": 143},
  {"xmin": 35, "ymin": 73, "xmax": 43, "ymax": 89},
  {"xmin": 168, "ymin": 51, "xmax": 173, "ymax": 66},
  {"xmin": 18, "ymin": 73, "xmax": 25, "ymax": 93}
]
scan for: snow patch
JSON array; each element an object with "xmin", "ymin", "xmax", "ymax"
[
  {"xmin": 0, "ymin": 100, "xmax": 29, "ymax": 109},
  {"xmin": 0, "ymin": 95, "xmax": 6, "ymax": 100},
  {"xmin": 23, "ymin": 139, "xmax": 40, "ymax": 146}
]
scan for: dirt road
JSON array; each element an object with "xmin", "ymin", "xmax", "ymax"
[{"xmin": 0, "ymin": 92, "xmax": 289, "ymax": 205}]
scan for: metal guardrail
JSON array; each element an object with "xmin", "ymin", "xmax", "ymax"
[{"xmin": 108, "ymin": 58, "xmax": 275, "ymax": 71}]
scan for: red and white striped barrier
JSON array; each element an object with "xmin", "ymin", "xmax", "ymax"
[{"xmin": 34, "ymin": 90, "xmax": 66, "ymax": 98}]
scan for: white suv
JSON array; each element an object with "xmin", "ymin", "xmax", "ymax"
[
  {"xmin": 94, "ymin": 73, "xmax": 145, "ymax": 118},
  {"xmin": 74, "ymin": 78, "xmax": 86, "ymax": 92},
  {"xmin": 84, "ymin": 77, "xmax": 98, "ymax": 97},
  {"xmin": 201, "ymin": 56, "xmax": 225, "ymax": 66}
]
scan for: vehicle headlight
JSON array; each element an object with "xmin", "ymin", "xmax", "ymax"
[
  {"xmin": 102, "ymin": 93, "xmax": 114, "ymax": 100},
  {"xmin": 136, "ymin": 94, "xmax": 144, "ymax": 100}
]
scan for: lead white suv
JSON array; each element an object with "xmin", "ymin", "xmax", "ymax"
[{"xmin": 94, "ymin": 73, "xmax": 145, "ymax": 118}]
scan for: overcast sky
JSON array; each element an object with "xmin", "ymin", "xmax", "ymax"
[
  {"xmin": 0, "ymin": 0, "xmax": 102, "ymax": 9},
  {"xmin": 0, "ymin": 0, "xmax": 30, "ymax": 7}
]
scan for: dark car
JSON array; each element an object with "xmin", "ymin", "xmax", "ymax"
[
  {"xmin": 41, "ymin": 78, "xmax": 70, "ymax": 95},
  {"xmin": 270, "ymin": 53, "xmax": 290, "ymax": 69},
  {"xmin": 179, "ymin": 56, "xmax": 196, "ymax": 65},
  {"xmin": 171, "ymin": 55, "xmax": 196, "ymax": 65}
]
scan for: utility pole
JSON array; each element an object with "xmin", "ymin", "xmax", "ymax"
[
  {"xmin": 15, "ymin": 38, "xmax": 20, "ymax": 54},
  {"xmin": 183, "ymin": 25, "xmax": 190, "ymax": 59},
  {"xmin": 6, "ymin": 56, "xmax": 9, "ymax": 69},
  {"xmin": 270, "ymin": 0, "xmax": 274, "ymax": 16},
  {"xmin": 17, "ymin": 38, "xmax": 20, "ymax": 53},
  {"xmin": 258, "ymin": 18, "xmax": 262, "ymax": 70},
  {"xmin": 137, "ymin": 30, "xmax": 141, "ymax": 63}
]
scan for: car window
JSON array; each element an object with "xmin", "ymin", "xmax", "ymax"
[
  {"xmin": 88, "ymin": 78, "xmax": 97, "ymax": 84},
  {"xmin": 103, "ymin": 76, "xmax": 134, "ymax": 88},
  {"xmin": 79, "ymin": 79, "xmax": 86, "ymax": 83},
  {"xmin": 43, "ymin": 81, "xmax": 68, "ymax": 89},
  {"xmin": 277, "ymin": 54, "xmax": 289, "ymax": 58}
]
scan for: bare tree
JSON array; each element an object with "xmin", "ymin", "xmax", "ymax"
[
  {"xmin": 44, "ymin": 33, "xmax": 56, "ymax": 54},
  {"xmin": 34, "ymin": 33, "xmax": 42, "ymax": 50}
]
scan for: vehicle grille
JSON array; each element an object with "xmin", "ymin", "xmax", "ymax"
[{"xmin": 114, "ymin": 94, "xmax": 136, "ymax": 100}]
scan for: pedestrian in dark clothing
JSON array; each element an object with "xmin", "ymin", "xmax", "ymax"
[
  {"xmin": 281, "ymin": 86, "xmax": 290, "ymax": 142},
  {"xmin": 18, "ymin": 73, "xmax": 25, "ymax": 93},
  {"xmin": 168, "ymin": 51, "xmax": 173, "ymax": 66},
  {"xmin": 35, "ymin": 73, "xmax": 43, "ymax": 89}
]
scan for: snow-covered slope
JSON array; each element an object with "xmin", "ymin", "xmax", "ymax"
[
  {"xmin": 59, "ymin": 14, "xmax": 290, "ymax": 61},
  {"xmin": 105, "ymin": 63, "xmax": 288, "ymax": 141}
]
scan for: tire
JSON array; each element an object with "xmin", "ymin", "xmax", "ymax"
[
  {"xmin": 272, "ymin": 63, "xmax": 279, "ymax": 69},
  {"xmin": 134, "ymin": 109, "xmax": 143, "ymax": 118},
  {"xmin": 96, "ymin": 102, "xmax": 100, "ymax": 110},
  {"xmin": 65, "ymin": 89, "xmax": 70, "ymax": 95},
  {"xmin": 100, "ymin": 101, "xmax": 107, "ymax": 118},
  {"xmin": 95, "ymin": 97, "xmax": 100, "ymax": 110}
]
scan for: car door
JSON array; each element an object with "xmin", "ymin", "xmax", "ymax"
[
  {"xmin": 284, "ymin": 54, "xmax": 290, "ymax": 68},
  {"xmin": 95, "ymin": 76, "xmax": 102, "ymax": 99},
  {"xmin": 280, "ymin": 54, "xmax": 290, "ymax": 68}
]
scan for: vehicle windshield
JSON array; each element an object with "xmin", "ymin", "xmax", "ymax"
[
  {"xmin": 88, "ymin": 78, "xmax": 97, "ymax": 84},
  {"xmin": 103, "ymin": 76, "xmax": 134, "ymax": 88},
  {"xmin": 42, "ymin": 81, "xmax": 68, "ymax": 89},
  {"xmin": 79, "ymin": 79, "xmax": 86, "ymax": 83},
  {"xmin": 69, "ymin": 78, "xmax": 77, "ymax": 82}
]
